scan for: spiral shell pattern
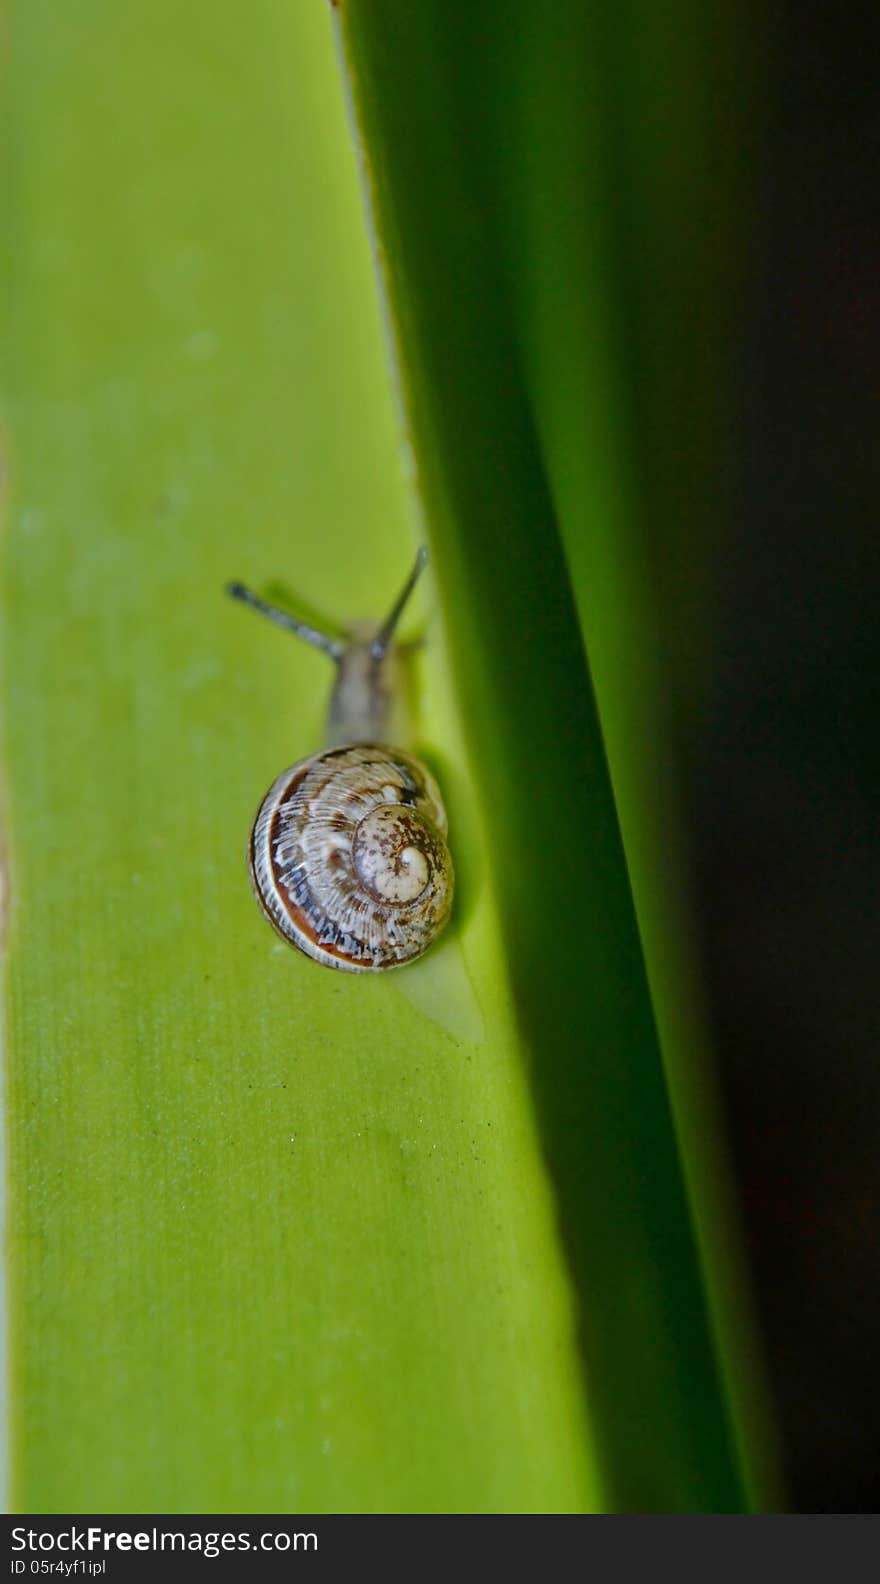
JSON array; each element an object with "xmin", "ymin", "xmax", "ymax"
[{"xmin": 248, "ymin": 744, "xmax": 454, "ymax": 971}]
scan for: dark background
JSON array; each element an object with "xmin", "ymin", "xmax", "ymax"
[{"xmin": 686, "ymin": 3, "xmax": 879, "ymax": 1512}]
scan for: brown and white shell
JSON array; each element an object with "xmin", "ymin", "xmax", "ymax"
[{"xmin": 248, "ymin": 744, "xmax": 454, "ymax": 972}]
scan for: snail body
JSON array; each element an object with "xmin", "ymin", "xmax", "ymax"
[{"xmin": 229, "ymin": 550, "xmax": 453, "ymax": 973}]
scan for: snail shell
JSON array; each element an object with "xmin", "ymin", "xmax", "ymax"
[{"xmin": 249, "ymin": 743, "xmax": 454, "ymax": 972}]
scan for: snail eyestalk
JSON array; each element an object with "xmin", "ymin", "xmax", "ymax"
[
  {"xmin": 370, "ymin": 546, "xmax": 428, "ymax": 663},
  {"xmin": 226, "ymin": 582, "xmax": 344, "ymax": 663}
]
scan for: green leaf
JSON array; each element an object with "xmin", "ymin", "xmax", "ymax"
[
  {"xmin": 0, "ymin": 0, "xmax": 775, "ymax": 1513},
  {"xmin": 333, "ymin": 0, "xmax": 777, "ymax": 1511}
]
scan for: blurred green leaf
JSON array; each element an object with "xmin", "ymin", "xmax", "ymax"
[{"xmin": 335, "ymin": 0, "xmax": 776, "ymax": 1510}]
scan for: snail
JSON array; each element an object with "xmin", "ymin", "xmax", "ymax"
[{"xmin": 227, "ymin": 548, "xmax": 453, "ymax": 972}]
